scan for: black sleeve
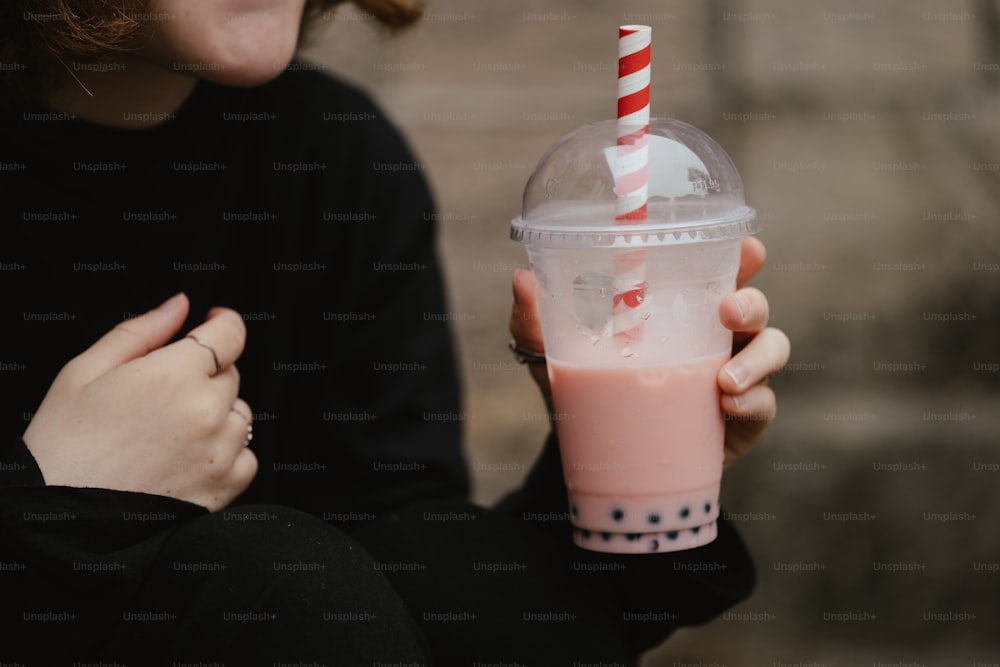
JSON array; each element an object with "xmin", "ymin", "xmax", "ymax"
[
  {"xmin": 0, "ymin": 442, "xmax": 208, "ymax": 657},
  {"xmin": 496, "ymin": 431, "xmax": 756, "ymax": 655},
  {"xmin": 0, "ymin": 438, "xmax": 45, "ymax": 487}
]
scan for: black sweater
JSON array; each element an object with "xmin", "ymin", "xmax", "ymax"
[
  {"xmin": 1, "ymin": 69, "xmax": 468, "ymax": 514},
  {"xmin": 0, "ymin": 68, "xmax": 754, "ymax": 663}
]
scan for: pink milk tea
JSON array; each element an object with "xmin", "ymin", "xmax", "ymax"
[
  {"xmin": 512, "ymin": 118, "xmax": 758, "ymax": 553},
  {"xmin": 548, "ymin": 353, "xmax": 729, "ymax": 554}
]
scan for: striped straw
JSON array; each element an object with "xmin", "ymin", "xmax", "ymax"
[
  {"xmin": 612, "ymin": 25, "xmax": 651, "ymax": 344},
  {"xmin": 615, "ymin": 25, "xmax": 651, "ymax": 220}
]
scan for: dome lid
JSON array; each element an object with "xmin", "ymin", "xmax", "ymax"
[{"xmin": 511, "ymin": 117, "xmax": 758, "ymax": 248}]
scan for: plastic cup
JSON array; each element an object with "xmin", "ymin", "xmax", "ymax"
[{"xmin": 511, "ymin": 118, "xmax": 759, "ymax": 554}]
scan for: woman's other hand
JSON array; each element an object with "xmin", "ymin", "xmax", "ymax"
[{"xmin": 22, "ymin": 293, "xmax": 257, "ymax": 510}]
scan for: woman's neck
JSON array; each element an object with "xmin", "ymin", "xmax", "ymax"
[{"xmin": 48, "ymin": 56, "xmax": 198, "ymax": 129}]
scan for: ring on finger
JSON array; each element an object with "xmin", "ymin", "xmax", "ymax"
[
  {"xmin": 508, "ymin": 339, "xmax": 546, "ymax": 365},
  {"xmin": 231, "ymin": 405, "xmax": 254, "ymax": 447},
  {"xmin": 186, "ymin": 334, "xmax": 222, "ymax": 375}
]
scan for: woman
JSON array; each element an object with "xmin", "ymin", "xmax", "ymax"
[{"xmin": 0, "ymin": 1, "xmax": 790, "ymax": 664}]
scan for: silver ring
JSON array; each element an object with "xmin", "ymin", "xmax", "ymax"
[
  {"xmin": 231, "ymin": 406, "xmax": 253, "ymax": 447},
  {"xmin": 508, "ymin": 339, "xmax": 546, "ymax": 365},
  {"xmin": 186, "ymin": 334, "xmax": 222, "ymax": 375}
]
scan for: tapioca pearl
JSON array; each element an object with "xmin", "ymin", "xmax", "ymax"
[
  {"xmin": 625, "ymin": 533, "xmax": 641, "ymax": 542},
  {"xmin": 647, "ymin": 512, "xmax": 661, "ymax": 525},
  {"xmin": 691, "ymin": 525, "xmax": 701, "ymax": 535},
  {"xmin": 611, "ymin": 508, "xmax": 625, "ymax": 523},
  {"xmin": 581, "ymin": 529, "xmax": 592, "ymax": 540},
  {"xmin": 649, "ymin": 540, "xmax": 659, "ymax": 552},
  {"xmin": 571, "ymin": 504, "xmax": 579, "ymax": 519},
  {"xmin": 679, "ymin": 506, "xmax": 691, "ymax": 520},
  {"xmin": 703, "ymin": 501, "xmax": 712, "ymax": 515},
  {"xmin": 601, "ymin": 532, "xmax": 613, "ymax": 542},
  {"xmin": 665, "ymin": 531, "xmax": 678, "ymax": 541}
]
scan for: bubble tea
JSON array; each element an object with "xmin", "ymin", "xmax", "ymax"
[{"xmin": 510, "ymin": 117, "xmax": 759, "ymax": 553}]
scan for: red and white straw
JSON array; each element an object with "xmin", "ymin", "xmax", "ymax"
[{"xmin": 612, "ymin": 25, "xmax": 651, "ymax": 344}]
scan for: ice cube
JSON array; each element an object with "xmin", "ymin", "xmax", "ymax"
[{"xmin": 572, "ymin": 272, "xmax": 614, "ymax": 332}]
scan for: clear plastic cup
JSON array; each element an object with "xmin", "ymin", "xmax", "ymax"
[{"xmin": 511, "ymin": 118, "xmax": 759, "ymax": 553}]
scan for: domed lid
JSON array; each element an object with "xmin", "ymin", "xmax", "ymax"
[{"xmin": 511, "ymin": 117, "xmax": 758, "ymax": 248}]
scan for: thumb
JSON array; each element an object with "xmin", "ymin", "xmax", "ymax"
[{"xmin": 73, "ymin": 293, "xmax": 190, "ymax": 379}]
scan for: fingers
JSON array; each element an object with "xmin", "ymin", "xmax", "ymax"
[
  {"xmin": 718, "ymin": 327, "xmax": 791, "ymax": 395},
  {"xmin": 721, "ymin": 381, "xmax": 777, "ymax": 421},
  {"xmin": 509, "ymin": 269, "xmax": 544, "ymax": 355},
  {"xmin": 736, "ymin": 236, "xmax": 766, "ymax": 289},
  {"xmin": 197, "ymin": 401, "xmax": 258, "ymax": 510},
  {"xmin": 174, "ymin": 307, "xmax": 247, "ymax": 376},
  {"xmin": 72, "ymin": 293, "xmax": 190, "ymax": 381},
  {"xmin": 721, "ymin": 382, "xmax": 777, "ymax": 469},
  {"xmin": 223, "ymin": 399, "xmax": 258, "ymax": 496},
  {"xmin": 223, "ymin": 447, "xmax": 259, "ymax": 506},
  {"xmin": 719, "ymin": 286, "xmax": 769, "ymax": 334},
  {"xmin": 719, "ymin": 323, "xmax": 788, "ymax": 469},
  {"xmin": 509, "ymin": 269, "xmax": 553, "ymax": 408},
  {"xmin": 231, "ymin": 397, "xmax": 254, "ymax": 446},
  {"xmin": 188, "ymin": 397, "xmax": 255, "ymax": 506},
  {"xmin": 230, "ymin": 397, "xmax": 252, "ymax": 424}
]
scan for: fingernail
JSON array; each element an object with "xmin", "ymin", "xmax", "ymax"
[
  {"xmin": 732, "ymin": 294, "xmax": 749, "ymax": 322},
  {"xmin": 725, "ymin": 362, "xmax": 748, "ymax": 387}
]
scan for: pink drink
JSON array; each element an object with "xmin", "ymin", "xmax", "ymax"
[
  {"xmin": 511, "ymin": 117, "xmax": 759, "ymax": 553},
  {"xmin": 549, "ymin": 352, "xmax": 728, "ymax": 553}
]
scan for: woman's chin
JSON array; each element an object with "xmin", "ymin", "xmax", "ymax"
[{"xmin": 195, "ymin": 58, "xmax": 294, "ymax": 87}]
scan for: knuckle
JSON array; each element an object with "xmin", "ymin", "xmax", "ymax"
[
  {"xmin": 213, "ymin": 311, "xmax": 247, "ymax": 357},
  {"xmin": 776, "ymin": 327, "xmax": 791, "ymax": 351},
  {"xmin": 231, "ymin": 450, "xmax": 259, "ymax": 489},
  {"xmin": 744, "ymin": 287, "xmax": 768, "ymax": 317},
  {"xmin": 221, "ymin": 308, "xmax": 247, "ymax": 339},
  {"xmin": 224, "ymin": 363, "xmax": 241, "ymax": 386},
  {"xmin": 186, "ymin": 393, "xmax": 225, "ymax": 435},
  {"xmin": 57, "ymin": 355, "xmax": 89, "ymax": 384},
  {"xmin": 751, "ymin": 385, "xmax": 777, "ymax": 419},
  {"xmin": 111, "ymin": 318, "xmax": 143, "ymax": 340},
  {"xmin": 767, "ymin": 327, "xmax": 792, "ymax": 358}
]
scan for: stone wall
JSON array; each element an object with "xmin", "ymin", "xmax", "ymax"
[{"xmin": 303, "ymin": 1, "xmax": 1000, "ymax": 663}]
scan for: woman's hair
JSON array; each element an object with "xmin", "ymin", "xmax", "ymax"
[{"xmin": 0, "ymin": 0, "xmax": 423, "ymax": 104}]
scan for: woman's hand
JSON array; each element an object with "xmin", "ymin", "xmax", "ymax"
[
  {"xmin": 22, "ymin": 293, "xmax": 257, "ymax": 511},
  {"xmin": 715, "ymin": 236, "xmax": 790, "ymax": 467},
  {"xmin": 508, "ymin": 236, "xmax": 790, "ymax": 468}
]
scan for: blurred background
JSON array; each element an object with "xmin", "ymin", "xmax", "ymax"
[{"xmin": 303, "ymin": 0, "xmax": 1000, "ymax": 664}]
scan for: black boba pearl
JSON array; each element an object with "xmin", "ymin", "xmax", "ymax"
[
  {"xmin": 581, "ymin": 529, "xmax": 592, "ymax": 539},
  {"xmin": 611, "ymin": 508, "xmax": 625, "ymax": 522},
  {"xmin": 704, "ymin": 501, "xmax": 712, "ymax": 514},
  {"xmin": 601, "ymin": 532, "xmax": 613, "ymax": 542},
  {"xmin": 647, "ymin": 513, "xmax": 661, "ymax": 525},
  {"xmin": 649, "ymin": 540, "xmax": 659, "ymax": 552},
  {"xmin": 665, "ymin": 531, "xmax": 678, "ymax": 540},
  {"xmin": 625, "ymin": 533, "xmax": 641, "ymax": 541},
  {"xmin": 692, "ymin": 525, "xmax": 701, "ymax": 535},
  {"xmin": 679, "ymin": 506, "xmax": 691, "ymax": 519},
  {"xmin": 571, "ymin": 504, "xmax": 579, "ymax": 518}
]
